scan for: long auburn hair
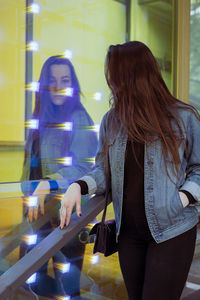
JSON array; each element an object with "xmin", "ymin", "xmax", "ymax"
[{"xmin": 104, "ymin": 41, "xmax": 200, "ymax": 179}]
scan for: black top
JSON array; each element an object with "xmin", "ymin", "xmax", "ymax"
[{"xmin": 121, "ymin": 140, "xmax": 150, "ymax": 234}]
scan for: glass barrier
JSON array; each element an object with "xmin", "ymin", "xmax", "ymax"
[
  {"xmin": 0, "ymin": 190, "xmax": 129, "ymax": 300},
  {"xmin": 0, "ymin": 1, "xmax": 128, "ymax": 299},
  {"xmin": 1, "ymin": 189, "xmax": 200, "ymax": 300},
  {"xmin": 0, "ymin": 0, "xmax": 127, "ymax": 184}
]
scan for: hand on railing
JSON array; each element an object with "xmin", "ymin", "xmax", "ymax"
[
  {"xmin": 28, "ymin": 181, "xmax": 50, "ymax": 222},
  {"xmin": 60, "ymin": 183, "xmax": 82, "ymax": 229}
]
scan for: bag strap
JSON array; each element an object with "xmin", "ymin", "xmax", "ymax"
[{"xmin": 101, "ymin": 147, "xmax": 111, "ymax": 224}]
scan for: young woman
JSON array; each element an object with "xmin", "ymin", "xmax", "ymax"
[
  {"xmin": 21, "ymin": 55, "xmax": 98, "ymax": 298},
  {"xmin": 60, "ymin": 41, "xmax": 200, "ymax": 299}
]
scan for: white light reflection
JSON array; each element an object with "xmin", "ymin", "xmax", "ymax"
[
  {"xmin": 29, "ymin": 119, "xmax": 39, "ymax": 129},
  {"xmin": 94, "ymin": 92, "xmax": 102, "ymax": 101},
  {"xmin": 26, "ymin": 273, "xmax": 37, "ymax": 284},
  {"xmin": 27, "ymin": 196, "xmax": 38, "ymax": 207},
  {"xmin": 61, "ymin": 263, "xmax": 70, "ymax": 273},
  {"xmin": 64, "ymin": 49, "xmax": 73, "ymax": 59},
  {"xmin": 30, "ymin": 81, "xmax": 40, "ymax": 92},
  {"xmin": 28, "ymin": 41, "xmax": 39, "ymax": 51},
  {"xmin": 65, "ymin": 88, "xmax": 73, "ymax": 97},
  {"xmin": 23, "ymin": 234, "xmax": 37, "ymax": 245},
  {"xmin": 91, "ymin": 255, "xmax": 99, "ymax": 264},
  {"xmin": 94, "ymin": 124, "xmax": 100, "ymax": 133},
  {"xmin": 63, "ymin": 157, "xmax": 72, "ymax": 166},
  {"xmin": 64, "ymin": 122, "xmax": 73, "ymax": 131},
  {"xmin": 30, "ymin": 3, "xmax": 40, "ymax": 14}
]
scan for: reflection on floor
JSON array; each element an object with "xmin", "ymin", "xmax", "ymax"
[{"xmin": 80, "ymin": 243, "xmax": 128, "ymax": 300}]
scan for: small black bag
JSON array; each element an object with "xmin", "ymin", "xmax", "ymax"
[
  {"xmin": 89, "ymin": 149, "xmax": 118, "ymax": 257},
  {"xmin": 89, "ymin": 219, "xmax": 118, "ymax": 257}
]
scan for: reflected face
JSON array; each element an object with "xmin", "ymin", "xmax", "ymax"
[{"xmin": 49, "ymin": 64, "xmax": 72, "ymax": 106}]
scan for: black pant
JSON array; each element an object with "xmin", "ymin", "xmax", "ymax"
[{"xmin": 118, "ymin": 225, "xmax": 197, "ymax": 300}]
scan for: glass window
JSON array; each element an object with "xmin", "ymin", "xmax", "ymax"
[
  {"xmin": 190, "ymin": 0, "xmax": 200, "ymax": 110},
  {"xmin": 0, "ymin": 0, "xmax": 127, "ymax": 185}
]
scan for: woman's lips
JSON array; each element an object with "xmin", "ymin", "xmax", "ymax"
[{"xmin": 54, "ymin": 95, "xmax": 64, "ymax": 99}]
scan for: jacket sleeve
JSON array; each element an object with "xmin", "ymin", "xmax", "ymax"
[
  {"xmin": 20, "ymin": 138, "xmax": 38, "ymax": 196},
  {"xmin": 46, "ymin": 110, "xmax": 98, "ymax": 190},
  {"xmin": 179, "ymin": 110, "xmax": 200, "ymax": 203},
  {"xmin": 80, "ymin": 112, "xmax": 109, "ymax": 196}
]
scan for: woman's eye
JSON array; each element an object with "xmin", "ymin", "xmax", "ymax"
[
  {"xmin": 49, "ymin": 80, "xmax": 55, "ymax": 85},
  {"xmin": 62, "ymin": 79, "xmax": 70, "ymax": 84}
]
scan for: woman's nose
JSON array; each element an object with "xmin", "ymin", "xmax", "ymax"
[{"xmin": 55, "ymin": 82, "xmax": 62, "ymax": 92}]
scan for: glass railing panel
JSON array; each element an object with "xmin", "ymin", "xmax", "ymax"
[
  {"xmin": 0, "ymin": 2, "xmax": 128, "ymax": 294},
  {"xmin": 2, "ymin": 201, "xmax": 200, "ymax": 300},
  {"xmin": 0, "ymin": 193, "xmax": 129, "ymax": 300},
  {"xmin": 0, "ymin": 0, "xmax": 127, "ymax": 185}
]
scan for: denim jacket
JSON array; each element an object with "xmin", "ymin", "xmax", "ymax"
[
  {"xmin": 21, "ymin": 109, "xmax": 98, "ymax": 195},
  {"xmin": 81, "ymin": 106, "xmax": 200, "ymax": 243}
]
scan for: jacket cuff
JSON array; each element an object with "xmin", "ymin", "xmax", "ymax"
[
  {"xmin": 44, "ymin": 177, "xmax": 59, "ymax": 191},
  {"xmin": 180, "ymin": 190, "xmax": 196, "ymax": 204},
  {"xmin": 79, "ymin": 175, "xmax": 97, "ymax": 195},
  {"xmin": 179, "ymin": 181, "xmax": 200, "ymax": 203},
  {"xmin": 74, "ymin": 180, "xmax": 88, "ymax": 195}
]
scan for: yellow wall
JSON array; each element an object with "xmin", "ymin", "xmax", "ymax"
[
  {"xmin": 0, "ymin": 0, "xmax": 25, "ymax": 142},
  {"xmin": 0, "ymin": 0, "xmax": 26, "ymax": 184}
]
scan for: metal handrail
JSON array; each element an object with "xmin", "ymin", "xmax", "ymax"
[{"xmin": 0, "ymin": 195, "xmax": 105, "ymax": 300}]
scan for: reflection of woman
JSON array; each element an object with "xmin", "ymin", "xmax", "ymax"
[
  {"xmin": 61, "ymin": 42, "xmax": 200, "ymax": 300},
  {"xmin": 21, "ymin": 56, "xmax": 98, "ymax": 298}
]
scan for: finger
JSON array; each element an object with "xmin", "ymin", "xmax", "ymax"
[
  {"xmin": 65, "ymin": 206, "xmax": 73, "ymax": 227},
  {"xmin": 60, "ymin": 207, "xmax": 67, "ymax": 229},
  {"xmin": 28, "ymin": 207, "xmax": 33, "ymax": 223},
  {"xmin": 34, "ymin": 206, "xmax": 38, "ymax": 220},
  {"xmin": 39, "ymin": 195, "xmax": 45, "ymax": 215},
  {"xmin": 76, "ymin": 201, "xmax": 82, "ymax": 217}
]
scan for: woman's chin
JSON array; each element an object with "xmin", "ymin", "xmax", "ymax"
[{"xmin": 51, "ymin": 97, "xmax": 66, "ymax": 106}]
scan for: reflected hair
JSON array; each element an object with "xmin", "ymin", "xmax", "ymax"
[
  {"xmin": 23, "ymin": 56, "xmax": 91, "ymax": 169},
  {"xmin": 104, "ymin": 41, "xmax": 200, "ymax": 179}
]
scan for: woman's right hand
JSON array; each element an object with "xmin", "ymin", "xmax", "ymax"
[
  {"xmin": 28, "ymin": 180, "xmax": 50, "ymax": 222},
  {"xmin": 60, "ymin": 183, "xmax": 82, "ymax": 229}
]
